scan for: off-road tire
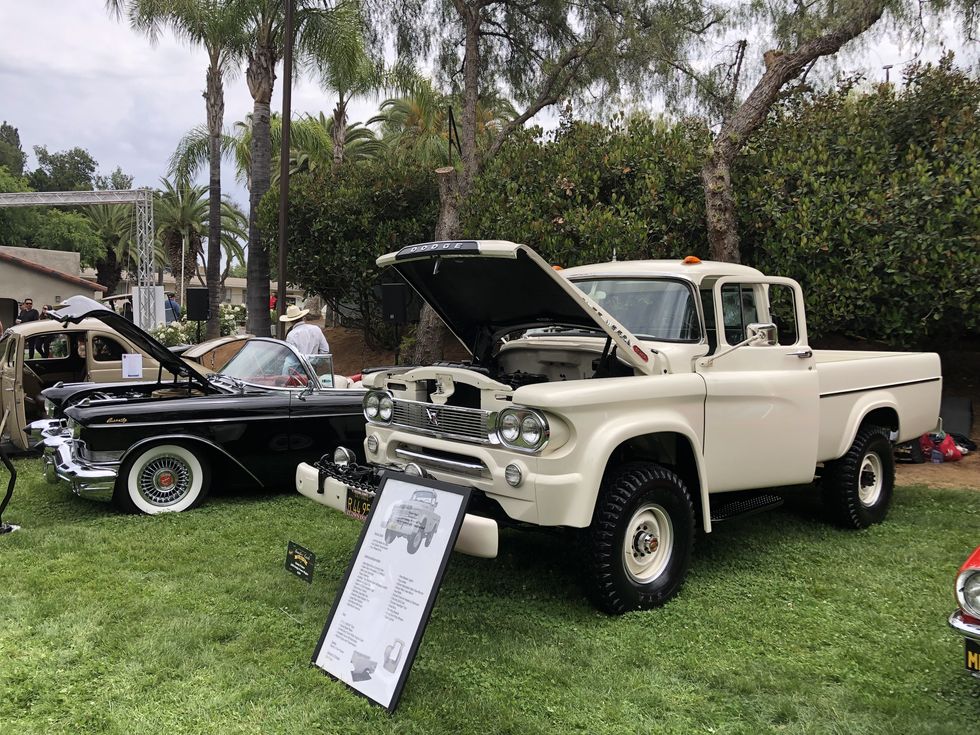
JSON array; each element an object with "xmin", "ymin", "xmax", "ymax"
[
  {"xmin": 115, "ymin": 442, "xmax": 211, "ymax": 515},
  {"xmin": 822, "ymin": 425, "xmax": 895, "ymax": 528},
  {"xmin": 586, "ymin": 462, "xmax": 696, "ymax": 615}
]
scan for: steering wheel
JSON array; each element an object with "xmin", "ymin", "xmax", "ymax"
[{"xmin": 284, "ymin": 366, "xmax": 308, "ymax": 387}]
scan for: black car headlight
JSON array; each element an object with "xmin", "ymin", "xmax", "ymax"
[
  {"xmin": 957, "ymin": 569, "xmax": 980, "ymax": 619},
  {"xmin": 496, "ymin": 407, "xmax": 548, "ymax": 453},
  {"xmin": 363, "ymin": 390, "xmax": 393, "ymax": 424}
]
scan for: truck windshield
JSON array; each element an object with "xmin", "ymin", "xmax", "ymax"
[{"xmin": 571, "ymin": 278, "xmax": 701, "ymax": 342}]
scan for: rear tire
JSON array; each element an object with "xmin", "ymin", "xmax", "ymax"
[
  {"xmin": 115, "ymin": 443, "xmax": 210, "ymax": 515},
  {"xmin": 822, "ymin": 425, "xmax": 895, "ymax": 528},
  {"xmin": 586, "ymin": 462, "xmax": 696, "ymax": 614}
]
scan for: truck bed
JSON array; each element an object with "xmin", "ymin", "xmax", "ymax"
[{"xmin": 814, "ymin": 350, "xmax": 942, "ymax": 462}]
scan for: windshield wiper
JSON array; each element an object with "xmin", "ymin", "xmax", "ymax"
[
  {"xmin": 208, "ymin": 373, "xmax": 245, "ymax": 394},
  {"xmin": 529, "ymin": 326, "xmax": 606, "ymax": 336}
]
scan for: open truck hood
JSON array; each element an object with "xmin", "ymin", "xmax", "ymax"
[
  {"xmin": 378, "ymin": 241, "xmax": 657, "ymax": 374},
  {"xmin": 51, "ymin": 295, "xmax": 209, "ymax": 389}
]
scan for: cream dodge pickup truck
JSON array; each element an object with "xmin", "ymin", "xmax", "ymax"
[{"xmin": 297, "ymin": 241, "xmax": 941, "ymax": 613}]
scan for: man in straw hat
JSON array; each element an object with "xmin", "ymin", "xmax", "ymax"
[{"xmin": 280, "ymin": 303, "xmax": 330, "ymax": 355}]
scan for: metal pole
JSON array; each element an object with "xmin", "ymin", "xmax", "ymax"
[{"xmin": 277, "ymin": 0, "xmax": 294, "ymax": 340}]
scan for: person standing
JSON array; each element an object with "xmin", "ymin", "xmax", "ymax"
[
  {"xmin": 15, "ymin": 298, "xmax": 39, "ymax": 358},
  {"xmin": 164, "ymin": 293, "xmax": 181, "ymax": 324},
  {"xmin": 280, "ymin": 304, "xmax": 329, "ymax": 354}
]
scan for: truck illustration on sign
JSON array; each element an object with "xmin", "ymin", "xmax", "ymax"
[{"xmin": 383, "ymin": 489, "xmax": 441, "ymax": 554}]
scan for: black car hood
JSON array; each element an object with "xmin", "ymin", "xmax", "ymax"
[
  {"xmin": 51, "ymin": 295, "xmax": 207, "ymax": 388},
  {"xmin": 377, "ymin": 241, "xmax": 656, "ymax": 373}
]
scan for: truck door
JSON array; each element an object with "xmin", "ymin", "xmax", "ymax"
[
  {"xmin": 0, "ymin": 332, "xmax": 28, "ymax": 450},
  {"xmin": 698, "ymin": 276, "xmax": 819, "ymax": 492}
]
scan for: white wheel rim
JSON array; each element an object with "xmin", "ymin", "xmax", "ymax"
[
  {"xmin": 858, "ymin": 452, "xmax": 883, "ymax": 507},
  {"xmin": 127, "ymin": 445, "xmax": 203, "ymax": 514},
  {"xmin": 623, "ymin": 503, "xmax": 673, "ymax": 583}
]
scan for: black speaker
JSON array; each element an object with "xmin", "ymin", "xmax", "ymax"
[
  {"xmin": 381, "ymin": 283, "xmax": 408, "ymax": 325},
  {"xmin": 185, "ymin": 287, "xmax": 210, "ymax": 321}
]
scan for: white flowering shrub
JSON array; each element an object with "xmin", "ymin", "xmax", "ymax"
[{"xmin": 150, "ymin": 304, "xmax": 247, "ymax": 346}]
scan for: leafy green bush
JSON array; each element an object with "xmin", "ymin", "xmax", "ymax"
[
  {"xmin": 737, "ymin": 56, "xmax": 980, "ymax": 345},
  {"xmin": 259, "ymin": 159, "xmax": 437, "ymax": 347},
  {"xmin": 464, "ymin": 116, "xmax": 710, "ymax": 266}
]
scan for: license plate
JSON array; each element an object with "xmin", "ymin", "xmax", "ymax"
[
  {"xmin": 344, "ymin": 487, "xmax": 372, "ymax": 521},
  {"xmin": 967, "ymin": 637, "xmax": 980, "ymax": 673}
]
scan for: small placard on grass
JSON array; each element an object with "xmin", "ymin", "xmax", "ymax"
[{"xmin": 285, "ymin": 541, "xmax": 315, "ymax": 584}]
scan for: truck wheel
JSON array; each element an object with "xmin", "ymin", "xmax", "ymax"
[
  {"xmin": 115, "ymin": 443, "xmax": 210, "ymax": 515},
  {"xmin": 587, "ymin": 463, "xmax": 695, "ymax": 614},
  {"xmin": 407, "ymin": 529, "xmax": 422, "ymax": 554},
  {"xmin": 822, "ymin": 425, "xmax": 895, "ymax": 528}
]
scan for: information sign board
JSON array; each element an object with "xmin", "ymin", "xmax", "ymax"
[{"xmin": 311, "ymin": 473, "xmax": 471, "ymax": 712}]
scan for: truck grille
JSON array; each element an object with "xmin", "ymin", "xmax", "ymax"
[{"xmin": 391, "ymin": 399, "xmax": 492, "ymax": 444}]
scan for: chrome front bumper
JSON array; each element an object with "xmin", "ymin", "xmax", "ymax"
[
  {"xmin": 949, "ymin": 609, "xmax": 980, "ymax": 642},
  {"xmin": 29, "ymin": 420, "xmax": 118, "ymax": 502},
  {"xmin": 295, "ymin": 461, "xmax": 499, "ymax": 559}
]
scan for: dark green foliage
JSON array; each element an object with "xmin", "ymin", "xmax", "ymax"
[
  {"xmin": 0, "ymin": 120, "xmax": 27, "ymax": 176},
  {"xmin": 28, "ymin": 145, "xmax": 99, "ymax": 192},
  {"xmin": 464, "ymin": 115, "xmax": 711, "ymax": 267},
  {"xmin": 738, "ymin": 57, "xmax": 980, "ymax": 345},
  {"xmin": 259, "ymin": 160, "xmax": 438, "ymax": 346}
]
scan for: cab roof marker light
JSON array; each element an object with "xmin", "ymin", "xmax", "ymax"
[{"xmin": 682, "ymin": 256, "xmax": 702, "ymax": 265}]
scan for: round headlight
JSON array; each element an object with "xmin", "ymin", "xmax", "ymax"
[
  {"xmin": 379, "ymin": 394, "xmax": 394, "ymax": 422},
  {"xmin": 366, "ymin": 434, "xmax": 379, "ymax": 454},
  {"xmin": 499, "ymin": 412, "xmax": 520, "ymax": 442},
  {"xmin": 333, "ymin": 446, "xmax": 356, "ymax": 468},
  {"xmin": 960, "ymin": 570, "xmax": 980, "ymax": 618},
  {"xmin": 504, "ymin": 463, "xmax": 523, "ymax": 487},
  {"xmin": 363, "ymin": 392, "xmax": 380, "ymax": 420},
  {"xmin": 521, "ymin": 415, "xmax": 542, "ymax": 446}
]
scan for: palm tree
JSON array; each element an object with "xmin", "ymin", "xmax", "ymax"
[
  {"xmin": 155, "ymin": 177, "xmax": 209, "ymax": 306},
  {"xmin": 289, "ymin": 113, "xmax": 384, "ymax": 172},
  {"xmin": 85, "ymin": 205, "xmax": 136, "ymax": 295},
  {"xmin": 370, "ymin": 78, "xmax": 516, "ymax": 168},
  {"xmin": 107, "ymin": 0, "xmax": 243, "ymax": 339},
  {"xmin": 234, "ymin": 0, "xmax": 367, "ymax": 337}
]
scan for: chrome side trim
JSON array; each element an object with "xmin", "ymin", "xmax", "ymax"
[
  {"xmin": 84, "ymin": 411, "xmax": 363, "ymax": 429},
  {"xmin": 121, "ymin": 433, "xmax": 265, "ymax": 488},
  {"xmin": 393, "ymin": 447, "xmax": 487, "ymax": 477}
]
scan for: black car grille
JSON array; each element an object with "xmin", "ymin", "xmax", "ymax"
[{"xmin": 391, "ymin": 399, "xmax": 492, "ymax": 444}]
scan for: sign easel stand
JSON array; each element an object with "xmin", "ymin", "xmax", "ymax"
[{"xmin": 0, "ymin": 410, "xmax": 21, "ymax": 534}]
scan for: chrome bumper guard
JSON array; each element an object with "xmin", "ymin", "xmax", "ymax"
[
  {"xmin": 41, "ymin": 439, "xmax": 118, "ymax": 502},
  {"xmin": 949, "ymin": 609, "xmax": 980, "ymax": 642},
  {"xmin": 295, "ymin": 457, "xmax": 499, "ymax": 559}
]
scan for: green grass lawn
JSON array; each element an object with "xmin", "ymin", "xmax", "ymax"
[{"xmin": 1, "ymin": 458, "xmax": 977, "ymax": 734}]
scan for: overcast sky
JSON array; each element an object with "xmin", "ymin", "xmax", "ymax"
[{"xmin": 0, "ymin": 3, "xmax": 969, "ymax": 212}]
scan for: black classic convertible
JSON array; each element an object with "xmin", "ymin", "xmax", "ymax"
[{"xmin": 31, "ymin": 296, "xmax": 366, "ymax": 514}]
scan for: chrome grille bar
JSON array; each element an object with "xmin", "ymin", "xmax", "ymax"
[{"xmin": 390, "ymin": 399, "xmax": 492, "ymax": 444}]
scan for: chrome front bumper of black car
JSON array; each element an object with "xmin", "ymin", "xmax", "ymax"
[{"xmin": 28, "ymin": 419, "xmax": 118, "ymax": 501}]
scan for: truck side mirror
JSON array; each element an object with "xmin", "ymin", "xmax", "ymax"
[{"xmin": 746, "ymin": 322, "xmax": 778, "ymax": 346}]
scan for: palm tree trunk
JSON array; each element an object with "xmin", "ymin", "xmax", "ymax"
[
  {"xmin": 245, "ymin": 47, "xmax": 276, "ymax": 337},
  {"xmin": 206, "ymin": 61, "xmax": 224, "ymax": 339},
  {"xmin": 332, "ymin": 95, "xmax": 347, "ymax": 171}
]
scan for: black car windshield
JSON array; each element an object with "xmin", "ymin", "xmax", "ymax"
[
  {"xmin": 570, "ymin": 278, "xmax": 701, "ymax": 342},
  {"xmin": 220, "ymin": 340, "xmax": 310, "ymax": 388}
]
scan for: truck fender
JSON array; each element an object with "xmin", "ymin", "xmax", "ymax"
[
  {"xmin": 120, "ymin": 434, "xmax": 264, "ymax": 488},
  {"xmin": 571, "ymin": 417, "xmax": 712, "ymax": 534},
  {"xmin": 826, "ymin": 395, "xmax": 899, "ymax": 462}
]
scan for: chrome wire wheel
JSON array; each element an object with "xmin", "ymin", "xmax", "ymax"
[
  {"xmin": 138, "ymin": 454, "xmax": 193, "ymax": 506},
  {"xmin": 858, "ymin": 452, "xmax": 884, "ymax": 507},
  {"xmin": 121, "ymin": 444, "xmax": 208, "ymax": 515},
  {"xmin": 623, "ymin": 503, "xmax": 673, "ymax": 584}
]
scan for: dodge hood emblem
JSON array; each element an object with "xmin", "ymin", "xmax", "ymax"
[{"xmin": 425, "ymin": 407, "xmax": 439, "ymax": 426}]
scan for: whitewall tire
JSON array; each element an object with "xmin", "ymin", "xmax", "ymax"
[{"xmin": 116, "ymin": 443, "xmax": 210, "ymax": 515}]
